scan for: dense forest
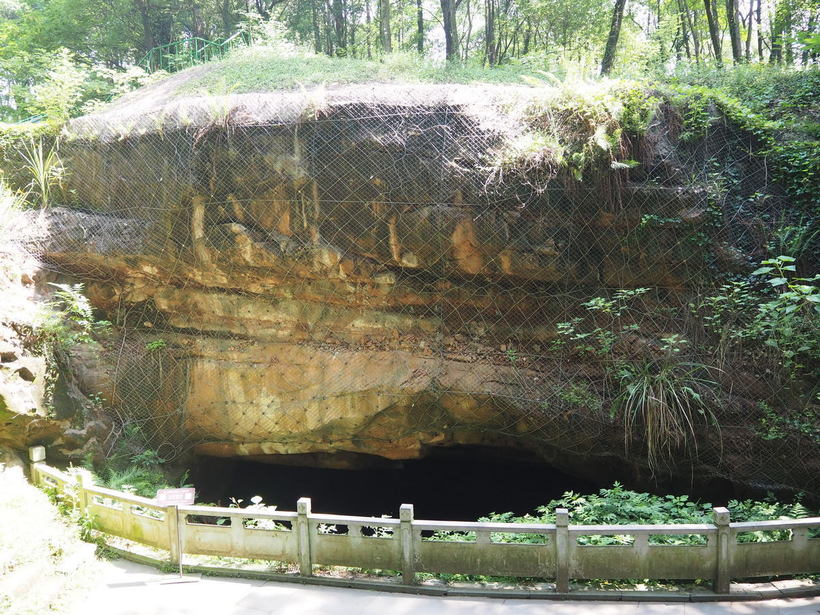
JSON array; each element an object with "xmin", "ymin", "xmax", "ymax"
[{"xmin": 0, "ymin": 0, "xmax": 817, "ymax": 120}]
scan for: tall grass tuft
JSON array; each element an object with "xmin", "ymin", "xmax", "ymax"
[
  {"xmin": 612, "ymin": 355, "xmax": 719, "ymax": 474},
  {"xmin": 18, "ymin": 138, "xmax": 62, "ymax": 210}
]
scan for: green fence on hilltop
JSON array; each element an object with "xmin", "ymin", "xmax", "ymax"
[{"xmin": 139, "ymin": 30, "xmax": 253, "ymax": 74}]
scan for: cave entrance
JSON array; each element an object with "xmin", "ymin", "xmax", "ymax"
[{"xmin": 190, "ymin": 446, "xmax": 603, "ymax": 520}]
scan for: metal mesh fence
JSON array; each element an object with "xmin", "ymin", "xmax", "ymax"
[{"xmin": 21, "ymin": 84, "xmax": 819, "ymax": 498}]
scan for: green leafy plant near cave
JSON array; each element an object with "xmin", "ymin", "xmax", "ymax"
[
  {"xmin": 749, "ymin": 257, "xmax": 820, "ymax": 376},
  {"xmin": 38, "ymin": 282, "xmax": 110, "ymax": 348},
  {"xmin": 90, "ymin": 423, "xmax": 175, "ymax": 498},
  {"xmin": 553, "ymin": 288, "xmax": 648, "ymax": 357},
  {"xmin": 695, "ymin": 256, "xmax": 819, "ymax": 379},
  {"xmin": 767, "ymin": 216, "xmax": 820, "ymax": 268},
  {"xmin": 429, "ymin": 484, "xmax": 816, "ymax": 586}
]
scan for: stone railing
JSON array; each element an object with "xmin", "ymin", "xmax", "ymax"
[{"xmin": 29, "ymin": 447, "xmax": 820, "ymax": 596}]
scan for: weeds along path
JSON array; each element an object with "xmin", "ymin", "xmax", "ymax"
[{"xmin": 0, "ymin": 452, "xmax": 103, "ymax": 615}]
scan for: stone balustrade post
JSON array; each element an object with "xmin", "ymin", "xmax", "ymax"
[
  {"xmin": 713, "ymin": 506, "xmax": 731, "ymax": 594},
  {"xmin": 74, "ymin": 470, "xmax": 90, "ymax": 513},
  {"xmin": 399, "ymin": 503, "xmax": 415, "ymax": 585},
  {"xmin": 28, "ymin": 446, "xmax": 46, "ymax": 483},
  {"xmin": 555, "ymin": 508, "xmax": 570, "ymax": 593},
  {"xmin": 297, "ymin": 497, "xmax": 313, "ymax": 576}
]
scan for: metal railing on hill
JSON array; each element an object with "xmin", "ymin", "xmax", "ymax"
[
  {"xmin": 13, "ymin": 114, "xmax": 46, "ymax": 125},
  {"xmin": 28, "ymin": 447, "xmax": 820, "ymax": 598},
  {"xmin": 139, "ymin": 30, "xmax": 253, "ymax": 73},
  {"xmin": 6, "ymin": 31, "xmax": 251, "ymax": 124}
]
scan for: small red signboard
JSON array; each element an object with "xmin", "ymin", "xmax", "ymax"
[{"xmin": 155, "ymin": 487, "xmax": 196, "ymax": 505}]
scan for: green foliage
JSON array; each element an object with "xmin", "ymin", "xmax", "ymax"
[
  {"xmin": 556, "ymin": 381, "xmax": 602, "ymax": 411},
  {"xmin": 95, "ymin": 423, "xmax": 172, "ymax": 498},
  {"xmin": 553, "ymin": 288, "xmax": 648, "ymax": 356},
  {"xmin": 38, "ymin": 282, "xmax": 109, "ymax": 348},
  {"xmin": 617, "ymin": 86, "xmax": 662, "ymax": 135},
  {"xmin": 676, "ymin": 91, "xmax": 712, "ymax": 142},
  {"xmin": 43, "ymin": 476, "xmax": 98, "ymax": 543},
  {"xmin": 180, "ymin": 47, "xmax": 541, "ymax": 97},
  {"xmin": 103, "ymin": 466, "xmax": 170, "ymax": 498},
  {"xmin": 27, "ymin": 49, "xmax": 87, "ymax": 123},
  {"xmin": 746, "ymin": 256, "xmax": 820, "ymax": 376},
  {"xmin": 666, "ymin": 69, "xmax": 819, "ymax": 211},
  {"xmin": 694, "ymin": 281, "xmax": 759, "ymax": 346},
  {"xmin": 432, "ymin": 484, "xmax": 816, "ymax": 564},
  {"xmin": 757, "ymin": 400, "xmax": 820, "ymax": 443},
  {"xmin": 611, "ymin": 351, "xmax": 718, "ymax": 474},
  {"xmin": 694, "ymin": 256, "xmax": 819, "ymax": 378},
  {"xmin": 144, "ymin": 338, "xmax": 167, "ymax": 352},
  {"xmin": 668, "ymin": 65, "xmax": 820, "ymax": 124},
  {"xmin": 766, "ymin": 216, "xmax": 819, "ymax": 270}
]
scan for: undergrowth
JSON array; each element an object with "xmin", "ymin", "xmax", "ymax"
[
  {"xmin": 428, "ymin": 483, "xmax": 817, "ymax": 586},
  {"xmin": 0, "ymin": 462, "xmax": 103, "ymax": 614},
  {"xmin": 88, "ymin": 423, "xmax": 177, "ymax": 498}
]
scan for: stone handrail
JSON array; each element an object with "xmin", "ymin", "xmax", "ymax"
[{"xmin": 28, "ymin": 447, "xmax": 820, "ymax": 595}]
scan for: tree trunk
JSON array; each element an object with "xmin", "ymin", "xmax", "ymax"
[
  {"xmin": 333, "ymin": 0, "xmax": 347, "ymax": 55},
  {"xmin": 769, "ymin": 1, "xmax": 786, "ymax": 64},
  {"xmin": 416, "ymin": 0, "xmax": 424, "ymax": 52},
  {"xmin": 600, "ymin": 0, "xmax": 628, "ymax": 75},
  {"xmin": 703, "ymin": 0, "xmax": 722, "ymax": 65},
  {"xmin": 441, "ymin": 0, "xmax": 459, "ymax": 61},
  {"xmin": 312, "ymin": 0, "xmax": 324, "ymax": 54},
  {"xmin": 725, "ymin": 0, "xmax": 743, "ymax": 62},
  {"xmin": 221, "ymin": 0, "xmax": 232, "ymax": 37},
  {"xmin": 802, "ymin": 13, "xmax": 816, "ymax": 65},
  {"xmin": 485, "ymin": 0, "xmax": 496, "ymax": 66},
  {"xmin": 323, "ymin": 0, "xmax": 335, "ymax": 56},
  {"xmin": 190, "ymin": 4, "xmax": 205, "ymax": 38},
  {"xmin": 133, "ymin": 0, "xmax": 157, "ymax": 54},
  {"xmin": 366, "ymin": 0, "xmax": 372, "ymax": 58},
  {"xmin": 687, "ymin": 5, "xmax": 702, "ymax": 61},
  {"xmin": 783, "ymin": 7, "xmax": 794, "ymax": 64},
  {"xmin": 756, "ymin": 0, "xmax": 763, "ymax": 61},
  {"xmin": 675, "ymin": 0, "xmax": 691, "ymax": 59},
  {"xmin": 463, "ymin": 0, "xmax": 472, "ymax": 60},
  {"xmin": 380, "ymin": 0, "xmax": 392, "ymax": 52}
]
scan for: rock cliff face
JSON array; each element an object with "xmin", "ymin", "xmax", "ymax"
[{"xmin": 19, "ymin": 84, "xmax": 816, "ymax": 496}]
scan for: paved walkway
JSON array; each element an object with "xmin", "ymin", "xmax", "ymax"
[{"xmin": 67, "ymin": 559, "xmax": 820, "ymax": 615}]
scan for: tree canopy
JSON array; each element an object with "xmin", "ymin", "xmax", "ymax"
[{"xmin": 0, "ymin": 0, "xmax": 817, "ymax": 119}]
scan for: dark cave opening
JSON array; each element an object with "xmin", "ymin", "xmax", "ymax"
[
  {"xmin": 190, "ymin": 446, "xmax": 601, "ymax": 519},
  {"xmin": 188, "ymin": 445, "xmax": 738, "ymax": 520}
]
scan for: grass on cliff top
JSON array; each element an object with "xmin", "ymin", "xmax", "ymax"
[
  {"xmin": 0, "ymin": 460, "xmax": 104, "ymax": 614},
  {"xmin": 176, "ymin": 43, "xmax": 819, "ymax": 112},
  {"xmin": 176, "ymin": 46, "xmax": 546, "ymax": 96}
]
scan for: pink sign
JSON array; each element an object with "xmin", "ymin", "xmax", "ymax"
[{"xmin": 155, "ymin": 487, "xmax": 196, "ymax": 505}]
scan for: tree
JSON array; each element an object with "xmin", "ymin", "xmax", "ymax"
[
  {"xmin": 416, "ymin": 0, "xmax": 423, "ymax": 52},
  {"xmin": 380, "ymin": 0, "xmax": 392, "ymax": 51},
  {"xmin": 485, "ymin": 0, "xmax": 496, "ymax": 65},
  {"xmin": 725, "ymin": 0, "xmax": 743, "ymax": 62},
  {"xmin": 703, "ymin": 0, "xmax": 722, "ymax": 65},
  {"xmin": 441, "ymin": 0, "xmax": 459, "ymax": 60},
  {"xmin": 600, "ymin": 0, "xmax": 627, "ymax": 75}
]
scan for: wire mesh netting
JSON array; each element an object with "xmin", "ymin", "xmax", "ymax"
[{"xmin": 20, "ymin": 84, "xmax": 819, "ymax": 498}]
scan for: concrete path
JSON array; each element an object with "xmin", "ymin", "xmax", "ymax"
[{"xmin": 68, "ymin": 559, "xmax": 820, "ymax": 615}]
